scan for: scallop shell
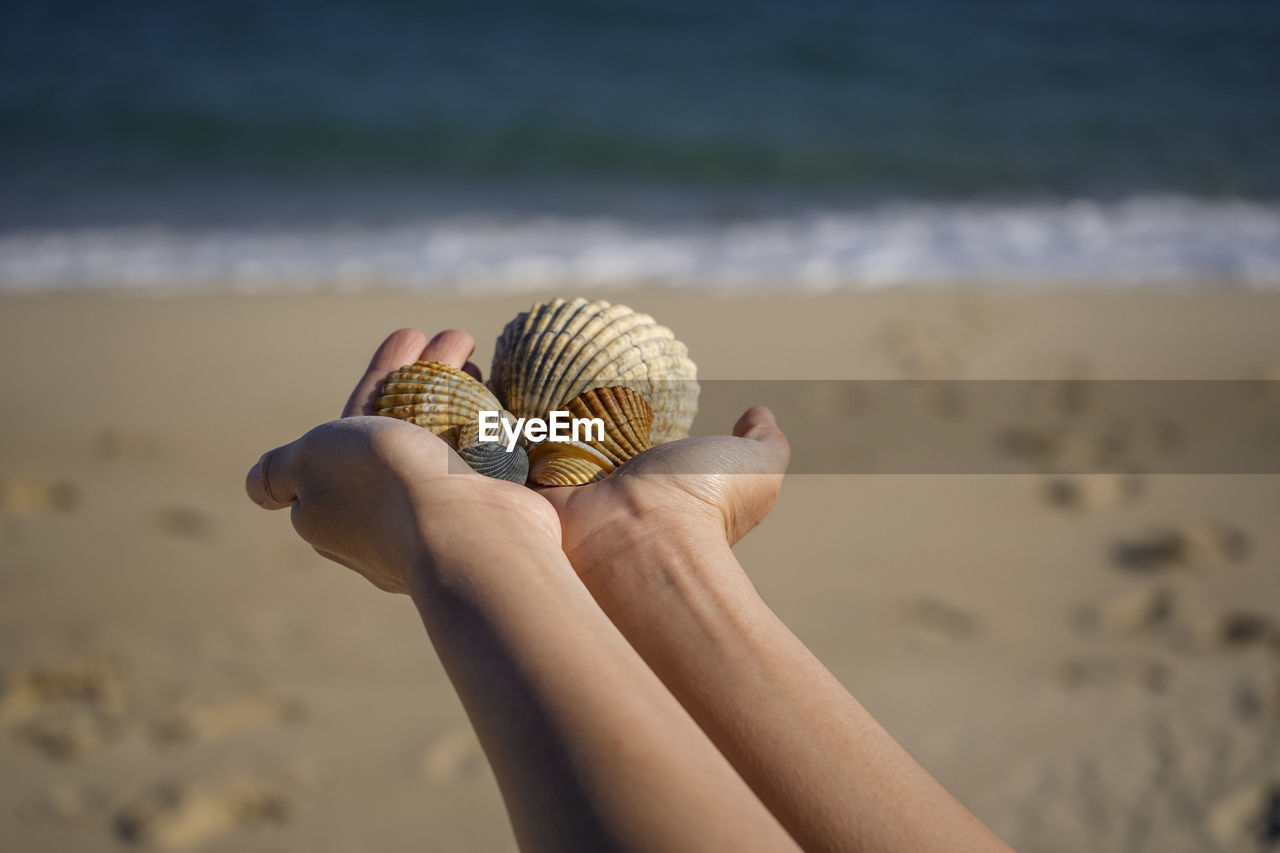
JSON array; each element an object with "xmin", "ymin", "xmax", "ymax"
[
  {"xmin": 458, "ymin": 442, "xmax": 530, "ymax": 484},
  {"xmin": 375, "ymin": 361, "xmax": 505, "ymax": 451},
  {"xmin": 564, "ymin": 385, "xmax": 653, "ymax": 466},
  {"xmin": 526, "ymin": 386, "xmax": 653, "ymax": 486},
  {"xmin": 527, "ymin": 441, "xmax": 613, "ymax": 486},
  {"xmin": 489, "ymin": 298, "xmax": 698, "ymax": 444},
  {"xmin": 376, "ymin": 299, "xmax": 697, "ymax": 486}
]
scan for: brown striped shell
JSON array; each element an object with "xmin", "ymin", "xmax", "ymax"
[
  {"xmin": 527, "ymin": 386, "xmax": 654, "ymax": 486},
  {"xmin": 375, "ymin": 361, "xmax": 509, "ymax": 451}
]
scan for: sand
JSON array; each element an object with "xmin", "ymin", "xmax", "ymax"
[{"xmin": 1, "ymin": 288, "xmax": 1278, "ymax": 852}]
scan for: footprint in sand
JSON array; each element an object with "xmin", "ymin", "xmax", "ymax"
[
  {"xmin": 1206, "ymin": 781, "xmax": 1280, "ymax": 850},
  {"xmin": 998, "ymin": 424, "xmax": 1063, "ymax": 468},
  {"xmin": 1053, "ymin": 656, "xmax": 1169, "ymax": 693},
  {"xmin": 1078, "ymin": 585, "xmax": 1175, "ymax": 635},
  {"xmin": 799, "ymin": 382, "xmax": 865, "ymax": 419},
  {"xmin": 899, "ymin": 597, "xmax": 977, "ymax": 646},
  {"xmin": 1079, "ymin": 582, "xmax": 1277, "ymax": 660},
  {"xmin": 1000, "ymin": 412, "xmax": 1186, "ymax": 476},
  {"xmin": 1025, "ymin": 375, "xmax": 1095, "ymax": 419},
  {"xmin": 17, "ymin": 704, "xmax": 124, "ymax": 761},
  {"xmin": 1043, "ymin": 472, "xmax": 1144, "ymax": 511},
  {"xmin": 1233, "ymin": 673, "xmax": 1280, "ymax": 722},
  {"xmin": 1, "ymin": 660, "xmax": 127, "ymax": 761},
  {"xmin": 1111, "ymin": 520, "xmax": 1250, "ymax": 572},
  {"xmin": 92, "ymin": 427, "xmax": 168, "ymax": 462},
  {"xmin": 882, "ymin": 329, "xmax": 964, "ymax": 380},
  {"xmin": 153, "ymin": 506, "xmax": 216, "ymax": 542},
  {"xmin": 1012, "ymin": 717, "xmax": 1278, "ymax": 850},
  {"xmin": 0, "ymin": 660, "xmax": 124, "ymax": 721},
  {"xmin": 0, "ymin": 479, "xmax": 78, "ymax": 516},
  {"xmin": 151, "ymin": 695, "xmax": 304, "ymax": 746},
  {"xmin": 1004, "ymin": 423, "xmax": 1140, "ymax": 471},
  {"xmin": 880, "ymin": 300, "xmax": 989, "ymax": 381},
  {"xmin": 42, "ymin": 782, "xmax": 109, "ymax": 822},
  {"xmin": 880, "ymin": 308, "xmax": 977, "ymax": 381},
  {"xmin": 1178, "ymin": 610, "xmax": 1280, "ymax": 656},
  {"xmin": 113, "ymin": 776, "xmax": 290, "ymax": 851}
]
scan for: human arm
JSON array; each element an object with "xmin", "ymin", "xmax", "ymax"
[
  {"xmin": 246, "ymin": 333, "xmax": 802, "ymax": 853},
  {"xmin": 542, "ymin": 407, "xmax": 1014, "ymax": 853}
]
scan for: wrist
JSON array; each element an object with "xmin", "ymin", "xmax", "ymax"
[
  {"xmin": 406, "ymin": 529, "xmax": 571, "ymax": 605},
  {"xmin": 404, "ymin": 495, "xmax": 566, "ymax": 598},
  {"xmin": 566, "ymin": 501, "xmax": 737, "ymax": 588}
]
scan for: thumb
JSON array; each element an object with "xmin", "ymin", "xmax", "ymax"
[
  {"xmin": 245, "ymin": 441, "xmax": 301, "ymax": 510},
  {"xmin": 732, "ymin": 406, "xmax": 790, "ymax": 461}
]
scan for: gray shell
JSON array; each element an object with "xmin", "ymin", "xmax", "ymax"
[{"xmin": 458, "ymin": 442, "xmax": 530, "ymax": 484}]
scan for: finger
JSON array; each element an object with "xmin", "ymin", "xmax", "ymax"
[
  {"xmin": 462, "ymin": 360, "xmax": 484, "ymax": 382},
  {"xmin": 732, "ymin": 405, "xmax": 791, "ymax": 468},
  {"xmin": 343, "ymin": 328, "xmax": 429, "ymax": 417},
  {"xmin": 245, "ymin": 443, "xmax": 299, "ymax": 509},
  {"xmin": 732, "ymin": 405, "xmax": 785, "ymax": 445},
  {"xmin": 419, "ymin": 329, "xmax": 476, "ymax": 369}
]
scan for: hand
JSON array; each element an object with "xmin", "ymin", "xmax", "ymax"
[
  {"xmin": 538, "ymin": 405, "xmax": 790, "ymax": 567},
  {"xmin": 245, "ymin": 330, "xmax": 561, "ymax": 594}
]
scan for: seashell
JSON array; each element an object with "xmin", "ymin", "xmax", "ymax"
[
  {"xmin": 375, "ymin": 361, "xmax": 505, "ymax": 451},
  {"xmin": 458, "ymin": 442, "xmax": 530, "ymax": 484},
  {"xmin": 377, "ymin": 299, "xmax": 697, "ymax": 486},
  {"xmin": 564, "ymin": 385, "xmax": 653, "ymax": 466},
  {"xmin": 489, "ymin": 298, "xmax": 698, "ymax": 444},
  {"xmin": 526, "ymin": 386, "xmax": 653, "ymax": 486},
  {"xmin": 527, "ymin": 441, "xmax": 613, "ymax": 486}
]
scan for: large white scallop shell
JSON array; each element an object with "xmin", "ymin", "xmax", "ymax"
[{"xmin": 489, "ymin": 298, "xmax": 699, "ymax": 443}]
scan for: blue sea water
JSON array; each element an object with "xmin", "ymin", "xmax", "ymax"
[{"xmin": 2, "ymin": 1, "xmax": 1279, "ymax": 291}]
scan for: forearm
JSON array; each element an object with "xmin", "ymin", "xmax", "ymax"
[
  {"xmin": 568, "ymin": 519, "xmax": 1011, "ymax": 853},
  {"xmin": 405, "ymin": 533, "xmax": 800, "ymax": 853}
]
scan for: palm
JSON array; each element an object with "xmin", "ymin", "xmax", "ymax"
[
  {"xmin": 344, "ymin": 329, "xmax": 786, "ymax": 559},
  {"xmin": 540, "ymin": 417, "xmax": 789, "ymax": 557},
  {"xmin": 338, "ymin": 328, "xmax": 563, "ymax": 564}
]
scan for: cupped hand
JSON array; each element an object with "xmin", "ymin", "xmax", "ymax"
[
  {"xmin": 538, "ymin": 405, "xmax": 791, "ymax": 565},
  {"xmin": 245, "ymin": 330, "xmax": 561, "ymax": 595}
]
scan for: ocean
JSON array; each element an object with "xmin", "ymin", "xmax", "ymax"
[{"xmin": 3, "ymin": 0, "xmax": 1278, "ymax": 292}]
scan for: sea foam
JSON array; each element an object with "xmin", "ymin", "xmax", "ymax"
[{"xmin": 1, "ymin": 196, "xmax": 1277, "ymax": 293}]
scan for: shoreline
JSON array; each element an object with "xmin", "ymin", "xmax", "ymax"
[{"xmin": 4, "ymin": 195, "xmax": 1279, "ymax": 292}]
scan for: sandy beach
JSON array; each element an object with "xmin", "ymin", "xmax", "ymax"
[{"xmin": 1, "ymin": 288, "xmax": 1278, "ymax": 852}]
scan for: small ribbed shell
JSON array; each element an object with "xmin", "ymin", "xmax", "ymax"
[
  {"xmin": 376, "ymin": 361, "xmax": 505, "ymax": 451},
  {"xmin": 565, "ymin": 386, "xmax": 653, "ymax": 466},
  {"xmin": 458, "ymin": 442, "xmax": 530, "ymax": 484},
  {"xmin": 527, "ymin": 387, "xmax": 654, "ymax": 486},
  {"xmin": 489, "ymin": 298, "xmax": 698, "ymax": 444},
  {"xmin": 528, "ymin": 441, "xmax": 613, "ymax": 486}
]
